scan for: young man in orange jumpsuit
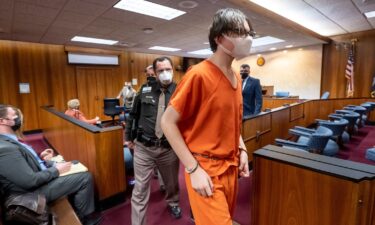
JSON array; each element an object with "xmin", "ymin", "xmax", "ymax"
[{"xmin": 161, "ymin": 8, "xmax": 254, "ymax": 225}]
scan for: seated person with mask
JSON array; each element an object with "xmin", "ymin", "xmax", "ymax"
[
  {"xmin": 65, "ymin": 99, "xmax": 100, "ymax": 125},
  {"xmin": 0, "ymin": 104, "xmax": 101, "ymax": 225}
]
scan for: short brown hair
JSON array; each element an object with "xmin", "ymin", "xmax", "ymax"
[
  {"xmin": 152, "ymin": 56, "xmax": 173, "ymax": 72},
  {"xmin": 208, "ymin": 8, "xmax": 253, "ymax": 52}
]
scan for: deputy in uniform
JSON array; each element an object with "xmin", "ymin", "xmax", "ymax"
[{"xmin": 126, "ymin": 56, "xmax": 181, "ymax": 225}]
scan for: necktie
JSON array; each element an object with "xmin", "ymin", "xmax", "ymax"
[{"xmin": 155, "ymin": 89, "xmax": 165, "ymax": 139}]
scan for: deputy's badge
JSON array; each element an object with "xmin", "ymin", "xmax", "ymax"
[{"xmin": 142, "ymin": 86, "xmax": 152, "ymax": 93}]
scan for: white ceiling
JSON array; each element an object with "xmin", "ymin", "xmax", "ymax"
[{"xmin": 0, "ymin": 0, "xmax": 374, "ymax": 58}]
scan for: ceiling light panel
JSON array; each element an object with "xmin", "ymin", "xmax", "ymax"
[
  {"xmin": 71, "ymin": 36, "xmax": 118, "ymax": 45},
  {"xmin": 188, "ymin": 48, "xmax": 213, "ymax": 55},
  {"xmin": 149, "ymin": 46, "xmax": 181, "ymax": 52},
  {"xmin": 114, "ymin": 0, "xmax": 186, "ymax": 20},
  {"xmin": 252, "ymin": 36, "xmax": 285, "ymax": 47},
  {"xmin": 365, "ymin": 10, "xmax": 375, "ymax": 18},
  {"xmin": 250, "ymin": 0, "xmax": 346, "ymax": 36}
]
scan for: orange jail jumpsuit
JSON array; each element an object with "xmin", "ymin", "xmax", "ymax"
[{"xmin": 169, "ymin": 60, "xmax": 243, "ymax": 225}]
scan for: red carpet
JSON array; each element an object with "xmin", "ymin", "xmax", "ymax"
[
  {"xmin": 336, "ymin": 125, "xmax": 375, "ymax": 166},
  {"xmin": 21, "ymin": 133, "xmax": 50, "ymax": 155}
]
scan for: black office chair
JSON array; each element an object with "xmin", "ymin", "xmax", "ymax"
[{"xmin": 104, "ymin": 98, "xmax": 122, "ymax": 125}]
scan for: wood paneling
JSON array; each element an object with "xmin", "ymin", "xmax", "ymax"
[
  {"xmin": 253, "ymin": 145, "xmax": 375, "ymax": 225},
  {"xmin": 262, "ymin": 98, "xmax": 300, "ymax": 111},
  {"xmin": 322, "ymin": 30, "xmax": 375, "ymax": 98},
  {"xmin": 40, "ymin": 107, "xmax": 125, "ymax": 200},
  {"xmin": 242, "ymin": 113, "xmax": 271, "ymax": 161},
  {"xmin": 0, "ymin": 40, "xmax": 185, "ymax": 131},
  {"xmin": 76, "ymin": 67, "xmax": 120, "ymax": 120}
]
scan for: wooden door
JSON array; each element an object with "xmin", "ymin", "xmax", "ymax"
[
  {"xmin": 76, "ymin": 67, "xmax": 116, "ymax": 120},
  {"xmin": 95, "ymin": 69, "xmax": 118, "ymax": 120}
]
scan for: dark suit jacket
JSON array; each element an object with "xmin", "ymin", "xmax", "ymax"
[
  {"xmin": 242, "ymin": 76, "xmax": 263, "ymax": 117},
  {"xmin": 0, "ymin": 135, "xmax": 59, "ymax": 196}
]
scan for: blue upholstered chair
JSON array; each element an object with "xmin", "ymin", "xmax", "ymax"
[
  {"xmin": 330, "ymin": 111, "xmax": 360, "ymax": 137},
  {"xmin": 292, "ymin": 126, "xmax": 339, "ymax": 156},
  {"xmin": 275, "ymin": 126, "xmax": 332, "ymax": 154},
  {"xmin": 316, "ymin": 118, "xmax": 348, "ymax": 148},
  {"xmin": 366, "ymin": 148, "xmax": 375, "ymax": 162},
  {"xmin": 360, "ymin": 103, "xmax": 372, "ymax": 122},
  {"xmin": 343, "ymin": 105, "xmax": 367, "ymax": 127},
  {"xmin": 275, "ymin": 91, "xmax": 290, "ymax": 98},
  {"xmin": 320, "ymin": 91, "xmax": 330, "ymax": 99}
]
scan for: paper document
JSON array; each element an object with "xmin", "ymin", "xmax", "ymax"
[
  {"xmin": 50, "ymin": 155, "xmax": 88, "ymax": 176},
  {"xmin": 59, "ymin": 162, "xmax": 88, "ymax": 177}
]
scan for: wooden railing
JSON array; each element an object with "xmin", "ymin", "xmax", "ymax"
[
  {"xmin": 262, "ymin": 97, "xmax": 301, "ymax": 111},
  {"xmin": 242, "ymin": 98, "xmax": 375, "ymax": 161},
  {"xmin": 40, "ymin": 106, "xmax": 126, "ymax": 202}
]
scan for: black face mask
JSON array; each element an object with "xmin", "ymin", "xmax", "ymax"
[
  {"xmin": 147, "ymin": 76, "xmax": 157, "ymax": 85},
  {"xmin": 11, "ymin": 117, "xmax": 22, "ymax": 131},
  {"xmin": 240, "ymin": 72, "xmax": 249, "ymax": 79}
]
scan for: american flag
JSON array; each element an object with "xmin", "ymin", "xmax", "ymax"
[{"xmin": 345, "ymin": 45, "xmax": 354, "ymax": 97}]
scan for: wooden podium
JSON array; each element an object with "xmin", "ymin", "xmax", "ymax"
[{"xmin": 253, "ymin": 145, "xmax": 375, "ymax": 225}]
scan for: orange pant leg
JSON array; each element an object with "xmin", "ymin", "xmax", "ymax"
[{"xmin": 185, "ymin": 166, "xmax": 238, "ymax": 225}]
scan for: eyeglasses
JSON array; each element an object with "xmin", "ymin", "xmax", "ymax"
[{"xmin": 227, "ymin": 29, "xmax": 256, "ymax": 38}]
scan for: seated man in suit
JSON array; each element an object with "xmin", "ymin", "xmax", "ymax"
[
  {"xmin": 0, "ymin": 104, "xmax": 100, "ymax": 225},
  {"xmin": 240, "ymin": 64, "xmax": 263, "ymax": 117},
  {"xmin": 65, "ymin": 99, "xmax": 100, "ymax": 125}
]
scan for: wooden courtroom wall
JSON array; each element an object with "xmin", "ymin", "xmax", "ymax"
[
  {"xmin": 0, "ymin": 40, "xmax": 184, "ymax": 131},
  {"xmin": 321, "ymin": 29, "xmax": 375, "ymax": 98}
]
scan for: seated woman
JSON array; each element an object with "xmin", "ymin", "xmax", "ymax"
[{"xmin": 65, "ymin": 99, "xmax": 100, "ymax": 125}]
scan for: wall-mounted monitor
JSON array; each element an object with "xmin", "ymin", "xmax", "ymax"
[{"xmin": 67, "ymin": 53, "xmax": 119, "ymax": 65}]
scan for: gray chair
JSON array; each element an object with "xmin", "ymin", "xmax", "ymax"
[
  {"xmin": 366, "ymin": 148, "xmax": 375, "ymax": 162},
  {"xmin": 330, "ymin": 111, "xmax": 360, "ymax": 137},
  {"xmin": 360, "ymin": 103, "xmax": 372, "ymax": 122},
  {"xmin": 320, "ymin": 91, "xmax": 330, "ymax": 99},
  {"xmin": 275, "ymin": 126, "xmax": 333, "ymax": 154},
  {"xmin": 315, "ymin": 118, "xmax": 348, "ymax": 154},
  {"xmin": 343, "ymin": 105, "xmax": 366, "ymax": 127}
]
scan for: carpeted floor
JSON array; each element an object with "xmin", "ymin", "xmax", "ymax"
[
  {"xmin": 336, "ymin": 125, "xmax": 375, "ymax": 165},
  {"xmin": 100, "ymin": 168, "xmax": 252, "ymax": 225}
]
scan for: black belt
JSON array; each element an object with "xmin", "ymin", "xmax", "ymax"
[{"xmin": 139, "ymin": 135, "xmax": 170, "ymax": 148}]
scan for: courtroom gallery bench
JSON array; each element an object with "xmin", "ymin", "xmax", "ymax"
[{"xmin": 0, "ymin": 197, "xmax": 81, "ymax": 225}]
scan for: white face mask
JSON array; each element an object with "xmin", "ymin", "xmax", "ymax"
[
  {"xmin": 219, "ymin": 35, "xmax": 253, "ymax": 60},
  {"xmin": 158, "ymin": 71, "xmax": 173, "ymax": 85}
]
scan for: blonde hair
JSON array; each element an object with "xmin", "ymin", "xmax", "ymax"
[{"xmin": 67, "ymin": 99, "xmax": 80, "ymax": 109}]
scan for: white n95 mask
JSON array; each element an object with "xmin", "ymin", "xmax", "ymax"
[
  {"xmin": 219, "ymin": 35, "xmax": 253, "ymax": 60},
  {"xmin": 158, "ymin": 71, "xmax": 173, "ymax": 85}
]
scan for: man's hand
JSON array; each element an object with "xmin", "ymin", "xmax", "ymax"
[
  {"xmin": 239, "ymin": 150, "xmax": 250, "ymax": 177},
  {"xmin": 190, "ymin": 166, "xmax": 214, "ymax": 197},
  {"xmin": 40, "ymin": 149, "xmax": 54, "ymax": 161},
  {"xmin": 55, "ymin": 162, "xmax": 72, "ymax": 175}
]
